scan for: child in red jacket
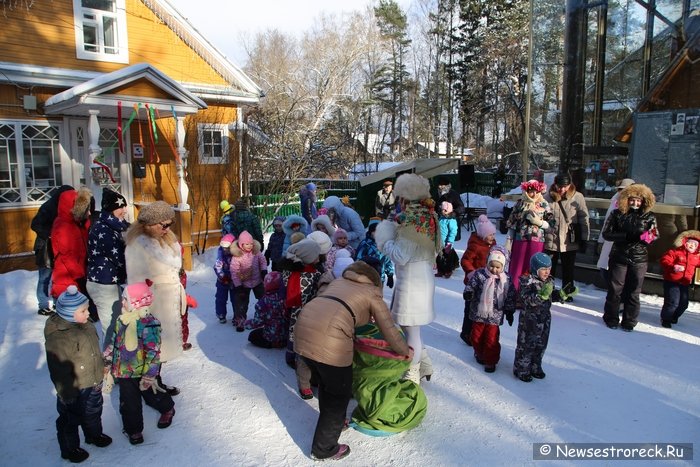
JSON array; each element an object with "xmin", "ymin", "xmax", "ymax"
[
  {"xmin": 659, "ymin": 230, "xmax": 700, "ymax": 328},
  {"xmin": 459, "ymin": 215, "xmax": 496, "ymax": 345}
]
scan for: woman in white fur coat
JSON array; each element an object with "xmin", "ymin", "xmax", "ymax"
[
  {"xmin": 125, "ymin": 201, "xmax": 185, "ymax": 394},
  {"xmin": 375, "ymin": 173, "xmax": 442, "ymax": 384}
]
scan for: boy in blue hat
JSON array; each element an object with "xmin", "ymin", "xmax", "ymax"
[
  {"xmin": 513, "ymin": 252, "xmax": 577, "ymax": 382},
  {"xmin": 45, "ymin": 285, "xmax": 112, "ymax": 463}
]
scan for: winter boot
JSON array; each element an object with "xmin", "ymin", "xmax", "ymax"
[
  {"xmin": 61, "ymin": 447, "xmax": 89, "ymax": 463},
  {"xmin": 85, "ymin": 433, "xmax": 112, "ymax": 447},
  {"xmin": 157, "ymin": 408, "xmax": 176, "ymax": 429},
  {"xmin": 419, "ymin": 349, "xmax": 433, "ymax": 381},
  {"xmin": 403, "ymin": 364, "xmax": 421, "ymax": 385}
]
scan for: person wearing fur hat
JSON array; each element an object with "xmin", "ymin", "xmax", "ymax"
[
  {"xmin": 505, "ymin": 179, "xmax": 552, "ymax": 292},
  {"xmin": 436, "ymin": 201, "xmax": 459, "ymax": 278},
  {"xmin": 659, "ymin": 230, "xmax": 700, "ymax": 328},
  {"xmin": 375, "ymin": 173, "xmax": 441, "ymax": 384},
  {"xmin": 596, "ymin": 178, "xmax": 635, "ymax": 283},
  {"xmin": 294, "ymin": 261, "xmax": 411, "ymax": 461},
  {"xmin": 50, "ymin": 187, "xmax": 93, "ymax": 299},
  {"xmin": 86, "ymin": 188, "xmax": 130, "ymax": 350},
  {"xmin": 103, "ymin": 282, "xmax": 175, "ymax": 445},
  {"xmin": 601, "ymin": 183, "xmax": 658, "ymax": 331},
  {"xmin": 513, "ymin": 253, "xmax": 576, "ymax": 382},
  {"xmin": 125, "ymin": 200, "xmax": 184, "ymax": 395},
  {"xmin": 310, "ymin": 214, "xmax": 336, "ymax": 238},
  {"xmin": 282, "ymin": 214, "xmax": 309, "ymax": 255},
  {"xmin": 229, "ymin": 231, "xmax": 267, "ymax": 332},
  {"xmin": 265, "ymin": 216, "xmax": 286, "ymax": 272},
  {"xmin": 543, "ymin": 173, "xmax": 590, "ymax": 301},
  {"xmin": 220, "ymin": 200, "xmax": 235, "ymax": 235},
  {"xmin": 464, "ymin": 248, "xmax": 517, "ymax": 373},
  {"xmin": 459, "ymin": 214, "xmax": 498, "ymax": 345},
  {"xmin": 356, "ymin": 219, "xmax": 394, "ymax": 287},
  {"xmin": 245, "ymin": 271, "xmax": 288, "ymax": 348},
  {"xmin": 213, "ymin": 234, "xmax": 236, "ymax": 324},
  {"xmin": 45, "ymin": 285, "xmax": 112, "ymax": 463},
  {"xmin": 300, "ymin": 182, "xmax": 318, "ymax": 227},
  {"xmin": 325, "ymin": 228, "xmax": 356, "ymax": 273},
  {"xmin": 322, "ymin": 196, "xmax": 366, "ymax": 249},
  {"xmin": 228, "ymin": 197, "xmax": 265, "ymax": 251},
  {"xmin": 375, "ymin": 179, "xmax": 397, "ymax": 219},
  {"xmin": 436, "ymin": 177, "xmax": 465, "ymax": 241},
  {"xmin": 278, "ymin": 239, "xmax": 322, "ymax": 396}
]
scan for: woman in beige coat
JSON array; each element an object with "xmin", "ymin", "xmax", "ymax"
[
  {"xmin": 125, "ymin": 201, "xmax": 185, "ymax": 395},
  {"xmin": 543, "ymin": 173, "xmax": 590, "ymax": 298},
  {"xmin": 294, "ymin": 260, "xmax": 410, "ymax": 461}
]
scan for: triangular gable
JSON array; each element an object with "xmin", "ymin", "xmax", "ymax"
[{"xmin": 44, "ymin": 63, "xmax": 207, "ymax": 118}]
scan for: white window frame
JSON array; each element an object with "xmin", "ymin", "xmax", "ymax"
[
  {"xmin": 72, "ymin": 0, "xmax": 129, "ymax": 64},
  {"xmin": 197, "ymin": 123, "xmax": 229, "ymax": 165}
]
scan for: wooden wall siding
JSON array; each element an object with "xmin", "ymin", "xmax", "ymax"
[
  {"xmin": 0, "ymin": 208, "xmax": 39, "ymax": 255},
  {"xmin": 2, "ymin": 1, "xmax": 230, "ymax": 87},
  {"xmin": 112, "ymin": 78, "xmax": 172, "ymax": 99}
]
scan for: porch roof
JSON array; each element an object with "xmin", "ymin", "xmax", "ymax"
[
  {"xmin": 44, "ymin": 63, "xmax": 207, "ymax": 119},
  {"xmin": 358, "ymin": 158, "xmax": 460, "ymax": 187}
]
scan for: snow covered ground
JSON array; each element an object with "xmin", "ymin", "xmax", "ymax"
[{"xmin": 1, "ymin": 229, "xmax": 699, "ymax": 466}]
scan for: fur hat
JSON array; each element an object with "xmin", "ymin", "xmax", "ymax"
[
  {"xmin": 122, "ymin": 281, "xmax": 153, "ymax": 311},
  {"xmin": 440, "ymin": 201, "xmax": 453, "ymax": 214},
  {"xmin": 672, "ymin": 230, "xmax": 700, "ymax": 248},
  {"xmin": 290, "ymin": 231, "xmax": 306, "ymax": 244},
  {"xmin": 220, "ymin": 234, "xmax": 235, "ymax": 248},
  {"xmin": 285, "ymin": 239, "xmax": 320, "ymax": 265},
  {"xmin": 264, "ymin": 271, "xmax": 282, "ymax": 293},
  {"xmin": 56, "ymin": 285, "xmax": 89, "ymax": 322},
  {"xmin": 101, "ymin": 188, "xmax": 127, "ymax": 212},
  {"xmin": 344, "ymin": 260, "xmax": 381, "ymax": 287},
  {"xmin": 554, "ymin": 173, "xmax": 571, "ymax": 186},
  {"xmin": 220, "ymin": 200, "xmax": 234, "ymax": 214},
  {"xmin": 238, "ymin": 231, "xmax": 253, "ymax": 245},
  {"xmin": 487, "ymin": 249, "xmax": 507, "ymax": 268},
  {"xmin": 307, "ymin": 230, "xmax": 332, "ymax": 255},
  {"xmin": 617, "ymin": 183, "xmax": 655, "ymax": 214},
  {"xmin": 333, "ymin": 228, "xmax": 348, "ymax": 243},
  {"xmin": 333, "ymin": 249, "xmax": 354, "ymax": 278},
  {"xmin": 310, "ymin": 215, "xmax": 336, "ymax": 238},
  {"xmin": 530, "ymin": 252, "xmax": 552, "ymax": 274},
  {"xmin": 70, "ymin": 187, "xmax": 93, "ymax": 222},
  {"xmin": 476, "ymin": 214, "xmax": 496, "ymax": 239},
  {"xmin": 138, "ymin": 200, "xmax": 175, "ymax": 225},
  {"xmin": 394, "ymin": 173, "xmax": 431, "ymax": 201}
]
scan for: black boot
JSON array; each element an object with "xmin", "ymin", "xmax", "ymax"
[
  {"xmin": 61, "ymin": 447, "xmax": 89, "ymax": 463},
  {"xmin": 85, "ymin": 433, "xmax": 112, "ymax": 447}
]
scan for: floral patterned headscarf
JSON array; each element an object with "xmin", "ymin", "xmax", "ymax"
[{"xmin": 396, "ymin": 198, "xmax": 441, "ymax": 252}]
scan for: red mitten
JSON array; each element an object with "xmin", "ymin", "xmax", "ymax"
[{"xmin": 186, "ymin": 294, "xmax": 198, "ymax": 309}]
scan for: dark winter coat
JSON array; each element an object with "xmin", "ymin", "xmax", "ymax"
[
  {"xmin": 294, "ymin": 261, "xmax": 410, "ymax": 367},
  {"xmin": 519, "ymin": 273, "xmax": 555, "ymax": 312},
  {"xmin": 87, "ymin": 210, "xmax": 129, "ymax": 285},
  {"xmin": 221, "ymin": 213, "xmax": 234, "ymax": 236},
  {"xmin": 229, "ymin": 208, "xmax": 264, "ymax": 250},
  {"xmin": 50, "ymin": 189, "xmax": 92, "ymax": 298},
  {"xmin": 660, "ymin": 230, "xmax": 700, "ymax": 285},
  {"xmin": 602, "ymin": 184, "xmax": 657, "ymax": 265},
  {"xmin": 356, "ymin": 234, "xmax": 394, "ymax": 282},
  {"xmin": 437, "ymin": 188, "xmax": 465, "ymax": 217},
  {"xmin": 461, "ymin": 233, "xmax": 493, "ymax": 283},
  {"xmin": 213, "ymin": 246, "xmax": 232, "ymax": 283},
  {"xmin": 465, "ymin": 268, "xmax": 517, "ymax": 325},
  {"xmin": 31, "ymin": 185, "xmax": 74, "ymax": 268},
  {"xmin": 265, "ymin": 231, "xmax": 286, "ymax": 269},
  {"xmin": 299, "ymin": 186, "xmax": 318, "ymax": 226},
  {"xmin": 246, "ymin": 291, "xmax": 288, "ymax": 348},
  {"xmin": 44, "ymin": 314, "xmax": 103, "ymax": 400}
]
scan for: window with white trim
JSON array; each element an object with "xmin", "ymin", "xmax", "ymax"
[
  {"xmin": 73, "ymin": 0, "xmax": 129, "ymax": 64},
  {"xmin": 197, "ymin": 123, "xmax": 229, "ymax": 165},
  {"xmin": 0, "ymin": 122, "xmax": 63, "ymax": 205}
]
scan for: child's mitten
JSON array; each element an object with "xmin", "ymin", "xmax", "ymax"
[
  {"xmin": 139, "ymin": 375, "xmax": 166, "ymax": 394},
  {"xmin": 673, "ymin": 264, "xmax": 685, "ymax": 272},
  {"xmin": 538, "ymin": 282, "xmax": 554, "ymax": 300},
  {"xmin": 186, "ymin": 294, "xmax": 198, "ymax": 309},
  {"xmin": 102, "ymin": 368, "xmax": 114, "ymax": 394},
  {"xmin": 506, "ymin": 311, "xmax": 514, "ymax": 327}
]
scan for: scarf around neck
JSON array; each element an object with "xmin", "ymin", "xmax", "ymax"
[{"xmin": 476, "ymin": 270, "xmax": 508, "ymax": 319}]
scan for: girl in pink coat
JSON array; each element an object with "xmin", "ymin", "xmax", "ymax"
[{"xmin": 230, "ymin": 231, "xmax": 267, "ymax": 331}]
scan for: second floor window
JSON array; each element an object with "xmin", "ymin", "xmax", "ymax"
[{"xmin": 73, "ymin": 0, "xmax": 129, "ymax": 63}]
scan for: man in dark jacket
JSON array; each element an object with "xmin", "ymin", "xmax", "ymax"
[
  {"xmin": 31, "ymin": 185, "xmax": 74, "ymax": 316},
  {"xmin": 230, "ymin": 198, "xmax": 265, "ymax": 251},
  {"xmin": 436, "ymin": 177, "xmax": 465, "ymax": 241}
]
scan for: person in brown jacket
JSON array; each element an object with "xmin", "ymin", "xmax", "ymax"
[{"xmin": 294, "ymin": 260, "xmax": 411, "ymax": 461}]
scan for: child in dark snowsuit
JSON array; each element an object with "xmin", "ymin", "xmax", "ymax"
[
  {"xmin": 464, "ymin": 249, "xmax": 516, "ymax": 372},
  {"xmin": 245, "ymin": 271, "xmax": 288, "ymax": 348},
  {"xmin": 659, "ymin": 230, "xmax": 700, "ymax": 328},
  {"xmin": 265, "ymin": 216, "xmax": 286, "ymax": 271},
  {"xmin": 513, "ymin": 252, "xmax": 576, "ymax": 382},
  {"xmin": 214, "ymin": 234, "xmax": 236, "ymax": 324}
]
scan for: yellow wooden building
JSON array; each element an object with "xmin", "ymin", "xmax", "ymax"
[{"xmin": 0, "ymin": 0, "xmax": 262, "ymax": 271}]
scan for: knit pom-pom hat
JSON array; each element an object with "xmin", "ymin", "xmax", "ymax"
[
  {"xmin": 56, "ymin": 285, "xmax": 89, "ymax": 322},
  {"xmin": 220, "ymin": 234, "xmax": 235, "ymax": 248},
  {"xmin": 487, "ymin": 249, "xmax": 507, "ymax": 268},
  {"xmin": 476, "ymin": 214, "xmax": 496, "ymax": 239}
]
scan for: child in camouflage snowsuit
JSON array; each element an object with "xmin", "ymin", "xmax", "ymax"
[{"xmin": 513, "ymin": 252, "xmax": 576, "ymax": 382}]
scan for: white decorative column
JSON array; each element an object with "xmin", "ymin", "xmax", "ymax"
[
  {"xmin": 175, "ymin": 115, "xmax": 190, "ymax": 210},
  {"xmin": 87, "ymin": 109, "xmax": 102, "ymax": 206}
]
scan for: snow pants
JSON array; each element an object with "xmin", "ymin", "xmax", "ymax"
[
  {"xmin": 660, "ymin": 281, "xmax": 689, "ymax": 323},
  {"xmin": 215, "ymin": 280, "xmax": 235, "ymax": 320},
  {"xmin": 513, "ymin": 307, "xmax": 551, "ymax": 378},
  {"xmin": 471, "ymin": 322, "xmax": 501, "ymax": 366},
  {"xmin": 233, "ymin": 284, "xmax": 264, "ymax": 326},
  {"xmin": 117, "ymin": 378, "xmax": 174, "ymax": 436},
  {"xmin": 603, "ymin": 260, "xmax": 647, "ymax": 329},
  {"xmin": 55, "ymin": 386, "xmax": 104, "ymax": 456}
]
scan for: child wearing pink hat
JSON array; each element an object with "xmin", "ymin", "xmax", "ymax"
[
  {"xmin": 325, "ymin": 228, "xmax": 356, "ymax": 272},
  {"xmin": 229, "ymin": 231, "xmax": 267, "ymax": 331}
]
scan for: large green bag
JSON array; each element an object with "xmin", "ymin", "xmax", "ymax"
[{"xmin": 351, "ymin": 324, "xmax": 428, "ymax": 436}]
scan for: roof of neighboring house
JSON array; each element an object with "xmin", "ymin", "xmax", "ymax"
[{"xmin": 353, "ymin": 133, "xmax": 391, "ymax": 155}]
